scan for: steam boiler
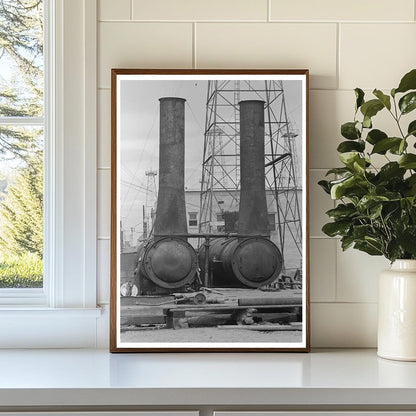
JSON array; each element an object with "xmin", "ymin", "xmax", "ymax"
[
  {"xmin": 134, "ymin": 97, "xmax": 198, "ymax": 295},
  {"xmin": 199, "ymin": 100, "xmax": 283, "ymax": 288}
]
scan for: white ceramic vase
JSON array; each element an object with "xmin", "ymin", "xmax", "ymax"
[{"xmin": 378, "ymin": 259, "xmax": 416, "ymax": 361}]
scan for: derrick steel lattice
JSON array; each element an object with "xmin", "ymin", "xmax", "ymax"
[
  {"xmin": 141, "ymin": 169, "xmax": 157, "ymax": 241},
  {"xmin": 199, "ymin": 80, "xmax": 302, "ymax": 272}
]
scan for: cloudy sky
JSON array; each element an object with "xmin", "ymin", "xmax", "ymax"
[{"xmin": 118, "ymin": 77, "xmax": 304, "ymax": 237}]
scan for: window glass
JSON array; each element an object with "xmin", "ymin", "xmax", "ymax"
[
  {"xmin": 188, "ymin": 212, "xmax": 198, "ymax": 227},
  {"xmin": 268, "ymin": 213, "xmax": 276, "ymax": 231},
  {"xmin": 0, "ymin": 0, "xmax": 44, "ymax": 289}
]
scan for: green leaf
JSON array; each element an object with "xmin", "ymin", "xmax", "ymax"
[
  {"xmin": 360, "ymin": 99, "xmax": 384, "ymax": 119},
  {"xmin": 341, "ymin": 235, "xmax": 355, "ymax": 251},
  {"xmin": 398, "ymin": 226, "xmax": 416, "ymax": 255},
  {"xmin": 399, "ymin": 154, "xmax": 416, "ymax": 169},
  {"xmin": 353, "ymin": 158, "xmax": 366, "ymax": 174},
  {"xmin": 369, "ymin": 203, "xmax": 383, "ymax": 219},
  {"xmin": 371, "ymin": 137, "xmax": 402, "ymax": 154},
  {"xmin": 377, "ymin": 162, "xmax": 406, "ymax": 182},
  {"xmin": 353, "ymin": 224, "xmax": 373, "ymax": 239},
  {"xmin": 341, "ymin": 122, "xmax": 360, "ymax": 140},
  {"xmin": 366, "ymin": 129, "xmax": 387, "ymax": 145},
  {"xmin": 363, "ymin": 116, "xmax": 372, "ymax": 129},
  {"xmin": 330, "ymin": 175, "xmax": 364, "ymax": 200},
  {"xmin": 318, "ymin": 180, "xmax": 331, "ymax": 194},
  {"xmin": 322, "ymin": 221, "xmax": 351, "ymax": 237},
  {"xmin": 355, "ymin": 88, "xmax": 365, "ymax": 110},
  {"xmin": 357, "ymin": 195, "xmax": 389, "ymax": 211},
  {"xmin": 407, "ymin": 120, "xmax": 416, "ymax": 137},
  {"xmin": 339, "ymin": 151, "xmax": 360, "ymax": 166},
  {"xmin": 373, "ymin": 89, "xmax": 391, "ymax": 110},
  {"xmin": 325, "ymin": 167, "xmax": 351, "ymax": 176},
  {"xmin": 386, "ymin": 240, "xmax": 402, "ymax": 262},
  {"xmin": 354, "ymin": 241, "xmax": 383, "ymax": 256},
  {"xmin": 395, "ymin": 69, "xmax": 416, "ymax": 94},
  {"xmin": 326, "ymin": 203, "xmax": 356, "ymax": 219},
  {"xmin": 337, "ymin": 140, "xmax": 365, "ymax": 153},
  {"xmin": 399, "ymin": 91, "xmax": 416, "ymax": 115},
  {"xmin": 390, "ymin": 139, "xmax": 407, "ymax": 155}
]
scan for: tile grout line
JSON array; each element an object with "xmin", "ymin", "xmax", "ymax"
[
  {"xmin": 333, "ymin": 231, "xmax": 338, "ymax": 303},
  {"xmin": 336, "ymin": 22, "xmax": 340, "ymax": 90},
  {"xmin": 130, "ymin": 0, "xmax": 133, "ymax": 20},
  {"xmin": 192, "ymin": 22, "xmax": 197, "ymax": 69},
  {"xmin": 267, "ymin": 0, "xmax": 271, "ymax": 22},
  {"xmin": 97, "ymin": 19, "xmax": 416, "ymax": 24},
  {"xmin": 311, "ymin": 301, "xmax": 378, "ymax": 305}
]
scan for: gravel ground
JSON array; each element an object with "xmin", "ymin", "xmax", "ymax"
[{"xmin": 120, "ymin": 327, "xmax": 302, "ymax": 343}]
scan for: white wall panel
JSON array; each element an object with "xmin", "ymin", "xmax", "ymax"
[
  {"xmin": 98, "ymin": 22, "xmax": 193, "ymax": 88},
  {"xmin": 311, "ymin": 302, "xmax": 377, "ymax": 347},
  {"xmin": 336, "ymin": 245, "xmax": 389, "ymax": 303},
  {"xmin": 196, "ymin": 23, "xmax": 338, "ymax": 89},
  {"xmin": 98, "ymin": 0, "xmax": 131, "ymax": 21},
  {"xmin": 133, "ymin": 0, "xmax": 268, "ymax": 21},
  {"xmin": 270, "ymin": 0, "xmax": 415, "ymax": 21},
  {"xmin": 309, "ymin": 170, "xmax": 334, "ymax": 237},
  {"xmin": 98, "ymin": 169, "xmax": 111, "ymax": 239},
  {"xmin": 310, "ymin": 239, "xmax": 336, "ymax": 302},
  {"xmin": 95, "ymin": 0, "xmax": 416, "ymax": 347},
  {"xmin": 98, "ymin": 89, "xmax": 111, "ymax": 168},
  {"xmin": 97, "ymin": 239, "xmax": 110, "ymax": 304},
  {"xmin": 340, "ymin": 23, "xmax": 416, "ymax": 90}
]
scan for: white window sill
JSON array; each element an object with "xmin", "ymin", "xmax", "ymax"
[
  {"xmin": 0, "ymin": 349, "xmax": 415, "ymax": 410},
  {"xmin": 0, "ymin": 306, "xmax": 102, "ymax": 317},
  {"xmin": 0, "ymin": 307, "xmax": 104, "ymax": 348}
]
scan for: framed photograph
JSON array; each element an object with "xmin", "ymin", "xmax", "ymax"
[{"xmin": 110, "ymin": 69, "xmax": 309, "ymax": 352}]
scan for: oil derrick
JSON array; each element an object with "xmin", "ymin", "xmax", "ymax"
[
  {"xmin": 142, "ymin": 169, "xmax": 157, "ymax": 240},
  {"xmin": 199, "ymin": 80, "xmax": 302, "ymax": 273}
]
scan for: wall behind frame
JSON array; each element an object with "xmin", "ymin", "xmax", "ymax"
[{"xmin": 95, "ymin": 0, "xmax": 416, "ymax": 348}]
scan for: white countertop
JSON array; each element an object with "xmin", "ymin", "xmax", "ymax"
[{"xmin": 0, "ymin": 348, "xmax": 416, "ymax": 408}]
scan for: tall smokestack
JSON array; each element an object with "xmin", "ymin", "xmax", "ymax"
[
  {"xmin": 154, "ymin": 97, "xmax": 187, "ymax": 238},
  {"xmin": 238, "ymin": 100, "xmax": 269, "ymax": 237}
]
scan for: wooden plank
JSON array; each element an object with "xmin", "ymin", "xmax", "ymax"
[
  {"xmin": 163, "ymin": 304, "xmax": 301, "ymax": 313},
  {"xmin": 217, "ymin": 324, "xmax": 302, "ymax": 331},
  {"xmin": 121, "ymin": 315, "xmax": 165, "ymax": 326},
  {"xmin": 238, "ymin": 296, "xmax": 302, "ymax": 306}
]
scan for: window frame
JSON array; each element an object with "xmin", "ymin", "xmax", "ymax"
[
  {"xmin": 0, "ymin": 0, "xmax": 100, "ymax": 348},
  {"xmin": 188, "ymin": 212, "xmax": 198, "ymax": 227},
  {"xmin": 0, "ymin": 1, "xmax": 47, "ymax": 304}
]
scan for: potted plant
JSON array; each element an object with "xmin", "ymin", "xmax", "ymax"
[{"xmin": 319, "ymin": 68, "xmax": 416, "ymax": 361}]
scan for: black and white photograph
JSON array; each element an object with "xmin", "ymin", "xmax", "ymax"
[{"xmin": 110, "ymin": 69, "xmax": 309, "ymax": 352}]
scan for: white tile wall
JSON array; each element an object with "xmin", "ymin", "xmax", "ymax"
[
  {"xmin": 98, "ymin": 22, "xmax": 193, "ymax": 88},
  {"xmin": 132, "ymin": 0, "xmax": 268, "ymax": 21},
  {"xmin": 96, "ymin": 0, "xmax": 416, "ymax": 347},
  {"xmin": 311, "ymin": 303, "xmax": 378, "ymax": 347},
  {"xmin": 309, "ymin": 170, "xmax": 334, "ymax": 237},
  {"xmin": 196, "ymin": 23, "xmax": 338, "ymax": 89},
  {"xmin": 270, "ymin": 0, "xmax": 415, "ymax": 22},
  {"xmin": 310, "ymin": 239, "xmax": 336, "ymax": 302},
  {"xmin": 336, "ymin": 246, "xmax": 389, "ymax": 303},
  {"xmin": 97, "ymin": 169, "xmax": 111, "ymax": 239},
  {"xmin": 339, "ymin": 24, "xmax": 416, "ymax": 90},
  {"xmin": 98, "ymin": 89, "xmax": 111, "ymax": 168},
  {"xmin": 97, "ymin": 239, "xmax": 110, "ymax": 304},
  {"xmin": 99, "ymin": 0, "xmax": 131, "ymax": 21}
]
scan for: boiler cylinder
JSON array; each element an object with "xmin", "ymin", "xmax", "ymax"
[
  {"xmin": 200, "ymin": 236, "xmax": 283, "ymax": 288},
  {"xmin": 136, "ymin": 237, "xmax": 197, "ymax": 290},
  {"xmin": 135, "ymin": 97, "xmax": 198, "ymax": 293}
]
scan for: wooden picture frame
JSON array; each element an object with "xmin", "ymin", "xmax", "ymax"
[{"xmin": 110, "ymin": 69, "xmax": 310, "ymax": 352}]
